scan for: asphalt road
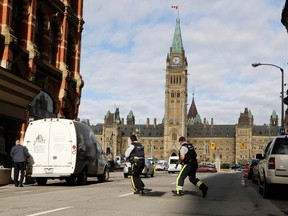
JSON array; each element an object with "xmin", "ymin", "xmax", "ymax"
[{"xmin": 0, "ymin": 170, "xmax": 287, "ymax": 216}]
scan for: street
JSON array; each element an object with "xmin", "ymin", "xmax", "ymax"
[{"xmin": 0, "ymin": 171, "xmax": 287, "ymax": 216}]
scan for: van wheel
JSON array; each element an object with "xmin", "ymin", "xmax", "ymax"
[
  {"xmin": 36, "ymin": 177, "xmax": 47, "ymax": 186},
  {"xmin": 98, "ymin": 167, "xmax": 109, "ymax": 182},
  {"xmin": 77, "ymin": 169, "xmax": 87, "ymax": 185},
  {"xmin": 65, "ymin": 177, "xmax": 76, "ymax": 185}
]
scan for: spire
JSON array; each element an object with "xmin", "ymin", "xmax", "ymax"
[
  {"xmin": 171, "ymin": 18, "xmax": 183, "ymax": 53},
  {"xmin": 187, "ymin": 94, "xmax": 198, "ymax": 120}
]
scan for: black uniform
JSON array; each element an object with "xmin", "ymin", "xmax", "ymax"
[
  {"xmin": 127, "ymin": 142, "xmax": 145, "ymax": 193},
  {"xmin": 174, "ymin": 142, "xmax": 208, "ymax": 197}
]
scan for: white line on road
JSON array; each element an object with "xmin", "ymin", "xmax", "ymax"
[
  {"xmin": 26, "ymin": 206, "xmax": 74, "ymax": 216},
  {"xmin": 118, "ymin": 192, "xmax": 133, "ymax": 197}
]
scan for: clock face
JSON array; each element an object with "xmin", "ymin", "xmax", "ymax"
[{"xmin": 172, "ymin": 57, "xmax": 180, "ymax": 65}]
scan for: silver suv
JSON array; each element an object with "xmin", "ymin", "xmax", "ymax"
[{"xmin": 256, "ymin": 135, "xmax": 288, "ymax": 198}]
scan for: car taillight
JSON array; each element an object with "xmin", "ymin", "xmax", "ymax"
[{"xmin": 268, "ymin": 157, "xmax": 275, "ymax": 169}]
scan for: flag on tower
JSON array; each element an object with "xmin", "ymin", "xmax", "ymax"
[{"xmin": 171, "ymin": 5, "xmax": 178, "ymax": 10}]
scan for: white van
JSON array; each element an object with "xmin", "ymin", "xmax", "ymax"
[
  {"xmin": 23, "ymin": 118, "xmax": 109, "ymax": 185},
  {"xmin": 168, "ymin": 156, "xmax": 182, "ymax": 173}
]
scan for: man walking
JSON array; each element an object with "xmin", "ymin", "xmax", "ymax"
[
  {"xmin": 125, "ymin": 134, "xmax": 149, "ymax": 194},
  {"xmin": 172, "ymin": 136, "xmax": 208, "ymax": 197},
  {"xmin": 10, "ymin": 140, "xmax": 30, "ymax": 187}
]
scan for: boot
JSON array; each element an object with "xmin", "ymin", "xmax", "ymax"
[
  {"xmin": 172, "ymin": 190, "xmax": 183, "ymax": 196},
  {"xmin": 199, "ymin": 183, "xmax": 208, "ymax": 198}
]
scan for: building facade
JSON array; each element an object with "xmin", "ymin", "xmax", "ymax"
[
  {"xmin": 92, "ymin": 18, "xmax": 282, "ymax": 166},
  {"xmin": 0, "ymin": 0, "xmax": 84, "ymax": 167}
]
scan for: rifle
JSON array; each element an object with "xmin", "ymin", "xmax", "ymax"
[{"xmin": 175, "ymin": 159, "xmax": 182, "ymax": 169}]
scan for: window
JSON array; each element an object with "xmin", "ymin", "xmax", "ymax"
[
  {"xmin": 49, "ymin": 22, "xmax": 59, "ymax": 66},
  {"xmin": 35, "ymin": 9, "xmax": 45, "ymax": 53},
  {"xmin": 67, "ymin": 34, "xmax": 75, "ymax": 72},
  {"xmin": 12, "ymin": 1, "xmax": 23, "ymax": 40}
]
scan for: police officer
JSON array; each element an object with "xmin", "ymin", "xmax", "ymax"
[
  {"xmin": 125, "ymin": 134, "xmax": 147, "ymax": 194},
  {"xmin": 172, "ymin": 136, "xmax": 208, "ymax": 197}
]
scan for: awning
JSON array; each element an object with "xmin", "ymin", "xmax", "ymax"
[{"xmin": 0, "ymin": 68, "xmax": 41, "ymax": 122}]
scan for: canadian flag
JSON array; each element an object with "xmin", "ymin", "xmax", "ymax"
[{"xmin": 171, "ymin": 6, "xmax": 178, "ymax": 10}]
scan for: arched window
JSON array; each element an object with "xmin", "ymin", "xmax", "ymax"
[
  {"xmin": 171, "ymin": 91, "xmax": 175, "ymax": 98},
  {"xmin": 30, "ymin": 91, "xmax": 55, "ymax": 118},
  {"xmin": 172, "ymin": 132, "xmax": 177, "ymax": 140}
]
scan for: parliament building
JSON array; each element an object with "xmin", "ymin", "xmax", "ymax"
[{"xmin": 92, "ymin": 18, "xmax": 283, "ymax": 166}]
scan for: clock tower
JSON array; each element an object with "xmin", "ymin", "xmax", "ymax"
[{"xmin": 164, "ymin": 18, "xmax": 188, "ymax": 158}]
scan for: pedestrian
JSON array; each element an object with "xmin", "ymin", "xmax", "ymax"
[
  {"xmin": 172, "ymin": 136, "xmax": 208, "ymax": 197},
  {"xmin": 10, "ymin": 140, "xmax": 30, "ymax": 187},
  {"xmin": 125, "ymin": 134, "xmax": 150, "ymax": 194}
]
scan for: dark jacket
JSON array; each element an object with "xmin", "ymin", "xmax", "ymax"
[{"xmin": 10, "ymin": 145, "xmax": 29, "ymax": 163}]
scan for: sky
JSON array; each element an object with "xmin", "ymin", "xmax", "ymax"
[{"xmin": 78, "ymin": 0, "xmax": 288, "ymax": 126}]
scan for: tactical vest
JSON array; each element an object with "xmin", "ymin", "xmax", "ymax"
[
  {"xmin": 181, "ymin": 143, "xmax": 197, "ymax": 164},
  {"xmin": 130, "ymin": 142, "xmax": 145, "ymax": 159}
]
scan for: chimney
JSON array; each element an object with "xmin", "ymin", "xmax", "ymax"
[
  {"xmin": 211, "ymin": 118, "xmax": 214, "ymax": 128},
  {"xmin": 154, "ymin": 118, "xmax": 157, "ymax": 128},
  {"xmin": 146, "ymin": 118, "xmax": 150, "ymax": 128}
]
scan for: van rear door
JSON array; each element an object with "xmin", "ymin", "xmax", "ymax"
[
  {"xmin": 48, "ymin": 120, "xmax": 74, "ymax": 167},
  {"xmin": 25, "ymin": 119, "xmax": 76, "ymax": 170}
]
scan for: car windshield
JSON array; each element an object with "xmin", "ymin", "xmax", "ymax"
[
  {"xmin": 170, "ymin": 159, "xmax": 178, "ymax": 164},
  {"xmin": 272, "ymin": 138, "xmax": 288, "ymax": 154}
]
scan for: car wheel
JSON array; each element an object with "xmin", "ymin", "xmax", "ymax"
[{"xmin": 98, "ymin": 167, "xmax": 109, "ymax": 182}]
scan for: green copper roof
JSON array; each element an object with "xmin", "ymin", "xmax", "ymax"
[
  {"xmin": 271, "ymin": 110, "xmax": 277, "ymax": 118},
  {"xmin": 127, "ymin": 110, "xmax": 134, "ymax": 118},
  {"xmin": 248, "ymin": 110, "xmax": 253, "ymax": 118},
  {"xmin": 172, "ymin": 18, "xmax": 183, "ymax": 53}
]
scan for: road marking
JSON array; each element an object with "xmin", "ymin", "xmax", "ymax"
[
  {"xmin": 118, "ymin": 192, "xmax": 133, "ymax": 197},
  {"xmin": 26, "ymin": 206, "xmax": 74, "ymax": 216}
]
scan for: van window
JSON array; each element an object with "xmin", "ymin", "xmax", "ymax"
[
  {"xmin": 96, "ymin": 141, "xmax": 104, "ymax": 155},
  {"xmin": 272, "ymin": 138, "xmax": 288, "ymax": 154}
]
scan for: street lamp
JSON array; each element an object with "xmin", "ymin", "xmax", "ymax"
[{"xmin": 252, "ymin": 62, "xmax": 284, "ymax": 128}]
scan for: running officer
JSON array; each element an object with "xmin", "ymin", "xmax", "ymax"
[{"xmin": 172, "ymin": 136, "xmax": 208, "ymax": 197}]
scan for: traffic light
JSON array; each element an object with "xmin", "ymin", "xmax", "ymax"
[
  {"xmin": 240, "ymin": 142, "xmax": 245, "ymax": 149},
  {"xmin": 210, "ymin": 142, "xmax": 216, "ymax": 150}
]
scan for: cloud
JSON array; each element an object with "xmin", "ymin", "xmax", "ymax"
[{"xmin": 78, "ymin": 0, "xmax": 288, "ymax": 126}]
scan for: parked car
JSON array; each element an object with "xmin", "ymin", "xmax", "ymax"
[
  {"xmin": 168, "ymin": 156, "xmax": 182, "ymax": 173},
  {"xmin": 248, "ymin": 159, "xmax": 259, "ymax": 179},
  {"xmin": 256, "ymin": 136, "xmax": 288, "ymax": 198},
  {"xmin": 155, "ymin": 160, "xmax": 169, "ymax": 171},
  {"xmin": 123, "ymin": 158, "xmax": 155, "ymax": 178},
  {"xmin": 197, "ymin": 165, "xmax": 217, "ymax": 173}
]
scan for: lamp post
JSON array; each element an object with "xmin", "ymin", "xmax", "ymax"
[{"xmin": 252, "ymin": 62, "xmax": 284, "ymax": 128}]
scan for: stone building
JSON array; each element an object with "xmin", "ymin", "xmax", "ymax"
[
  {"xmin": 92, "ymin": 18, "xmax": 281, "ymax": 166},
  {"xmin": 0, "ymin": 0, "xmax": 84, "ymax": 167}
]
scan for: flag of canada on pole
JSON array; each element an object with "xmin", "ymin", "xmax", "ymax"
[{"xmin": 171, "ymin": 6, "xmax": 178, "ymax": 10}]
